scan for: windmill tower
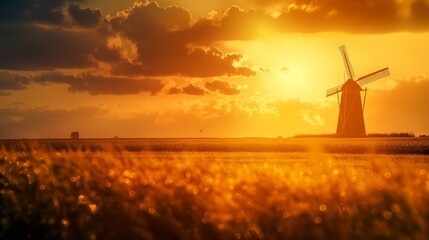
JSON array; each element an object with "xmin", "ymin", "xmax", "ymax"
[{"xmin": 326, "ymin": 45, "xmax": 390, "ymax": 137}]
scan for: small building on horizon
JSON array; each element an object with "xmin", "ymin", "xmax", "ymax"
[{"xmin": 70, "ymin": 131, "xmax": 79, "ymax": 139}]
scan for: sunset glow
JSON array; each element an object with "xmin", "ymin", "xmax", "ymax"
[{"xmin": 1, "ymin": 0, "xmax": 429, "ymax": 138}]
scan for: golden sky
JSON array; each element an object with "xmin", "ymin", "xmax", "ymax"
[{"xmin": 1, "ymin": 0, "xmax": 429, "ymax": 138}]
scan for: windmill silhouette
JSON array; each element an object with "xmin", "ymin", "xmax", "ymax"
[{"xmin": 326, "ymin": 45, "xmax": 390, "ymax": 137}]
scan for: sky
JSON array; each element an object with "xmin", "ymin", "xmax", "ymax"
[{"xmin": 1, "ymin": 0, "xmax": 429, "ymax": 138}]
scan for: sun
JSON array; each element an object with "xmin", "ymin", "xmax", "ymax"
[{"xmin": 224, "ymin": 34, "xmax": 345, "ymax": 101}]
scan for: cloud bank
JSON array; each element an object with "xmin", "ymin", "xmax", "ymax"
[{"xmin": 1, "ymin": 0, "xmax": 428, "ymax": 97}]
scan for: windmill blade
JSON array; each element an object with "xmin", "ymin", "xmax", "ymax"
[
  {"xmin": 356, "ymin": 67, "xmax": 390, "ymax": 86},
  {"xmin": 339, "ymin": 45, "xmax": 355, "ymax": 80},
  {"xmin": 326, "ymin": 83, "xmax": 343, "ymax": 97}
]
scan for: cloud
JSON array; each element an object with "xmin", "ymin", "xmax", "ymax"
[
  {"xmin": 111, "ymin": 47, "xmax": 256, "ymax": 77},
  {"xmin": 0, "ymin": 71, "xmax": 30, "ymax": 90},
  {"xmin": 109, "ymin": 1, "xmax": 256, "ymax": 77},
  {"xmin": 0, "ymin": 70, "xmax": 241, "ymax": 96},
  {"xmin": 410, "ymin": 0, "xmax": 429, "ymax": 30},
  {"xmin": 2, "ymin": 0, "xmax": 428, "ymax": 101},
  {"xmin": 0, "ymin": 0, "xmax": 255, "ymax": 78},
  {"xmin": 68, "ymin": 4, "xmax": 102, "ymax": 28},
  {"xmin": 0, "ymin": 95, "xmax": 365, "ymax": 138},
  {"xmin": 268, "ymin": 0, "xmax": 429, "ymax": 32},
  {"xmin": 93, "ymin": 45, "xmax": 122, "ymax": 63},
  {"xmin": 0, "ymin": 96, "xmax": 333, "ymax": 138},
  {"xmin": 167, "ymin": 83, "xmax": 208, "ymax": 95},
  {"xmin": 0, "ymin": 0, "xmax": 79, "ymax": 25},
  {"xmin": 167, "ymin": 86, "xmax": 182, "ymax": 94},
  {"xmin": 0, "ymin": 71, "xmax": 164, "ymax": 95},
  {"xmin": 277, "ymin": 0, "xmax": 402, "ymax": 33},
  {"xmin": 185, "ymin": 6, "xmax": 277, "ymax": 43},
  {"xmin": 1, "ymin": 0, "xmax": 428, "ymax": 77},
  {"xmin": 182, "ymin": 84, "xmax": 208, "ymax": 95},
  {"xmin": 2, "ymin": 76, "xmax": 428, "ymax": 138},
  {"xmin": 298, "ymin": 110, "xmax": 325, "ymax": 126},
  {"xmin": 167, "ymin": 80, "xmax": 241, "ymax": 95},
  {"xmin": 0, "ymin": 0, "xmax": 118, "ymax": 71},
  {"xmin": 110, "ymin": 1, "xmax": 191, "ymax": 37},
  {"xmin": 184, "ymin": 2, "xmax": 404, "ymax": 40},
  {"xmin": 0, "ymin": 23, "xmax": 109, "ymax": 70},
  {"xmin": 163, "ymin": 96, "xmax": 334, "ymax": 133},
  {"xmin": 205, "ymin": 80, "xmax": 241, "ymax": 95},
  {"xmin": 365, "ymin": 76, "xmax": 429, "ymax": 133},
  {"xmin": 36, "ymin": 72, "xmax": 165, "ymax": 95}
]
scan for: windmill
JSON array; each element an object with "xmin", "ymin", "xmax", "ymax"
[{"xmin": 326, "ymin": 45, "xmax": 390, "ymax": 137}]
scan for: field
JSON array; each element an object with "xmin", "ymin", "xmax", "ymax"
[{"xmin": 1, "ymin": 138, "xmax": 429, "ymax": 240}]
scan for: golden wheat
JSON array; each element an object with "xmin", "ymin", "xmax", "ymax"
[{"xmin": 1, "ymin": 139, "xmax": 429, "ymax": 239}]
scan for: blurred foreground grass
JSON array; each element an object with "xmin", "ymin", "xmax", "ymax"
[{"xmin": 1, "ymin": 139, "xmax": 429, "ymax": 240}]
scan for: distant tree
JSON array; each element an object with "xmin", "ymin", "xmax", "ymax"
[
  {"xmin": 70, "ymin": 131, "xmax": 79, "ymax": 139},
  {"xmin": 114, "ymin": 136, "xmax": 119, "ymax": 139}
]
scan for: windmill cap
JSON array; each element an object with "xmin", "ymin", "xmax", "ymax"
[{"xmin": 341, "ymin": 79, "xmax": 363, "ymax": 92}]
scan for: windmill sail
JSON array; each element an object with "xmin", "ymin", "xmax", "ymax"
[
  {"xmin": 326, "ymin": 83, "xmax": 344, "ymax": 97},
  {"xmin": 356, "ymin": 67, "xmax": 390, "ymax": 86},
  {"xmin": 339, "ymin": 45, "xmax": 355, "ymax": 80}
]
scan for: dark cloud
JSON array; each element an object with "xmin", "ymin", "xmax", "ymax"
[
  {"xmin": 0, "ymin": 71, "xmax": 30, "ymax": 90},
  {"xmin": 110, "ymin": 1, "xmax": 191, "ymax": 38},
  {"xmin": 183, "ymin": 2, "xmax": 403, "ymax": 40},
  {"xmin": 0, "ymin": 0, "xmax": 71, "ymax": 24},
  {"xmin": 3, "ymin": 0, "xmax": 429, "ymax": 100},
  {"xmin": 109, "ymin": 1, "xmax": 256, "ymax": 77},
  {"xmin": 0, "ymin": 70, "xmax": 240, "ymax": 96},
  {"xmin": 167, "ymin": 80, "xmax": 241, "ymax": 96},
  {"xmin": 110, "ymin": 47, "xmax": 256, "ymax": 77},
  {"xmin": 0, "ymin": 0, "xmax": 118, "ymax": 71},
  {"xmin": 93, "ymin": 45, "xmax": 122, "ymax": 63},
  {"xmin": 0, "ymin": 71, "xmax": 164, "ymax": 95},
  {"xmin": 205, "ymin": 80, "xmax": 241, "ymax": 95},
  {"xmin": 36, "ymin": 72, "xmax": 164, "ymax": 95},
  {"xmin": 0, "ymin": 23, "xmax": 107, "ymax": 70},
  {"xmin": 411, "ymin": 0, "xmax": 429, "ymax": 30},
  {"xmin": 68, "ymin": 4, "xmax": 102, "ymax": 28},
  {"xmin": 167, "ymin": 83, "xmax": 208, "ymax": 95},
  {"xmin": 182, "ymin": 84, "xmax": 208, "ymax": 95},
  {"xmin": 187, "ymin": 0, "xmax": 429, "ymax": 34},
  {"xmin": 0, "ymin": 0, "xmax": 89, "ymax": 25},
  {"xmin": 0, "ymin": 1, "xmax": 255, "ymax": 78},
  {"xmin": 168, "ymin": 87, "xmax": 182, "ymax": 94}
]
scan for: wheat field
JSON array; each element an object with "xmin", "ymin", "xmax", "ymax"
[{"xmin": 1, "ymin": 138, "xmax": 429, "ymax": 240}]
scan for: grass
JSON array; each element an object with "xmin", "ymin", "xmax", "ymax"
[{"xmin": 1, "ymin": 139, "xmax": 429, "ymax": 239}]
